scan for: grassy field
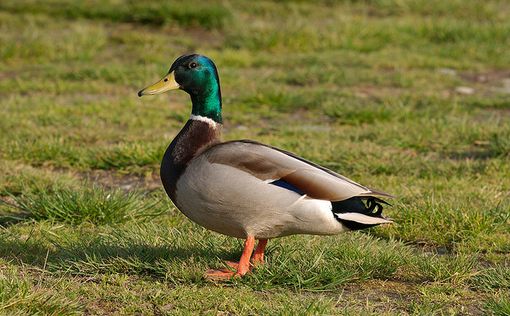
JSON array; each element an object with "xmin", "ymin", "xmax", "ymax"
[{"xmin": 0, "ymin": 0, "xmax": 509, "ymax": 314}]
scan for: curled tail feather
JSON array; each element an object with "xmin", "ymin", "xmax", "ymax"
[{"xmin": 332, "ymin": 197, "xmax": 392, "ymax": 230}]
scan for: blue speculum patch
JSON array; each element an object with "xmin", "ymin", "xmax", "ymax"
[{"xmin": 269, "ymin": 179, "xmax": 305, "ymax": 195}]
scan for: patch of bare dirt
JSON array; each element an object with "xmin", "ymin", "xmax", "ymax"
[
  {"xmin": 460, "ymin": 70, "xmax": 510, "ymax": 84},
  {"xmin": 460, "ymin": 70, "xmax": 510, "ymax": 96},
  {"xmin": 337, "ymin": 280, "xmax": 419, "ymax": 314},
  {"xmin": 78, "ymin": 169, "xmax": 161, "ymax": 192},
  {"xmin": 0, "ymin": 70, "xmax": 18, "ymax": 80},
  {"xmin": 352, "ymin": 85, "xmax": 405, "ymax": 99},
  {"xmin": 338, "ymin": 280, "xmax": 485, "ymax": 315}
]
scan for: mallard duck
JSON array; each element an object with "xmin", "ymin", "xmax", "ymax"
[{"xmin": 138, "ymin": 54, "xmax": 393, "ymax": 279}]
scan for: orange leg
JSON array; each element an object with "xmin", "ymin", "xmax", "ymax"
[
  {"xmin": 252, "ymin": 239, "xmax": 268, "ymax": 265},
  {"xmin": 205, "ymin": 236, "xmax": 256, "ymax": 279},
  {"xmin": 236, "ymin": 235, "xmax": 255, "ymax": 276}
]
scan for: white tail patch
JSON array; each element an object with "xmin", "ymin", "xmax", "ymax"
[{"xmin": 334, "ymin": 212, "xmax": 393, "ymax": 225}]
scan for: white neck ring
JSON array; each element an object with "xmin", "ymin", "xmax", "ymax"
[{"xmin": 190, "ymin": 114, "xmax": 219, "ymax": 127}]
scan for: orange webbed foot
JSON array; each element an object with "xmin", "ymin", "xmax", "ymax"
[
  {"xmin": 225, "ymin": 261, "xmax": 240, "ymax": 270},
  {"xmin": 205, "ymin": 268, "xmax": 236, "ymax": 280},
  {"xmin": 205, "ymin": 236, "xmax": 262, "ymax": 280}
]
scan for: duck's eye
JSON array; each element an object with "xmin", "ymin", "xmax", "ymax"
[{"xmin": 189, "ymin": 62, "xmax": 198, "ymax": 69}]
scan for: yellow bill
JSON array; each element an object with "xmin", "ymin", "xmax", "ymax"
[{"xmin": 138, "ymin": 72, "xmax": 180, "ymax": 97}]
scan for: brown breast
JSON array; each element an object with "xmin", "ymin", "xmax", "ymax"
[{"xmin": 160, "ymin": 119, "xmax": 221, "ymax": 201}]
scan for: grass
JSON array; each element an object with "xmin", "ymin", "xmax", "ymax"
[
  {"xmin": 4, "ymin": 186, "xmax": 164, "ymax": 225},
  {"xmin": 0, "ymin": 0, "xmax": 509, "ymax": 314},
  {"xmin": 0, "ymin": 0, "xmax": 230, "ymax": 29},
  {"xmin": 485, "ymin": 294, "xmax": 510, "ymax": 316}
]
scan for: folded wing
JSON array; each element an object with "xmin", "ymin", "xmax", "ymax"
[{"xmin": 204, "ymin": 140, "xmax": 393, "ymax": 202}]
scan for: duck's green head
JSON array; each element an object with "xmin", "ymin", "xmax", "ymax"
[{"xmin": 138, "ymin": 54, "xmax": 222, "ymax": 123}]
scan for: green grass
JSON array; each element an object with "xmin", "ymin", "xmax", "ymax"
[
  {"xmin": 0, "ymin": 0, "xmax": 230, "ymax": 29},
  {"xmin": 4, "ymin": 186, "xmax": 164, "ymax": 225},
  {"xmin": 0, "ymin": 0, "xmax": 509, "ymax": 314},
  {"xmin": 485, "ymin": 294, "xmax": 510, "ymax": 316}
]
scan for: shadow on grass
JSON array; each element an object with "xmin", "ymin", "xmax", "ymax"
[
  {"xmin": 0, "ymin": 213, "xmax": 31, "ymax": 228},
  {"xmin": 0, "ymin": 1, "xmax": 231, "ymax": 29},
  {"xmin": 0, "ymin": 233, "xmax": 237, "ymax": 282},
  {"xmin": 445, "ymin": 131, "xmax": 510, "ymax": 160},
  {"xmin": 0, "ymin": 196, "xmax": 31, "ymax": 228}
]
